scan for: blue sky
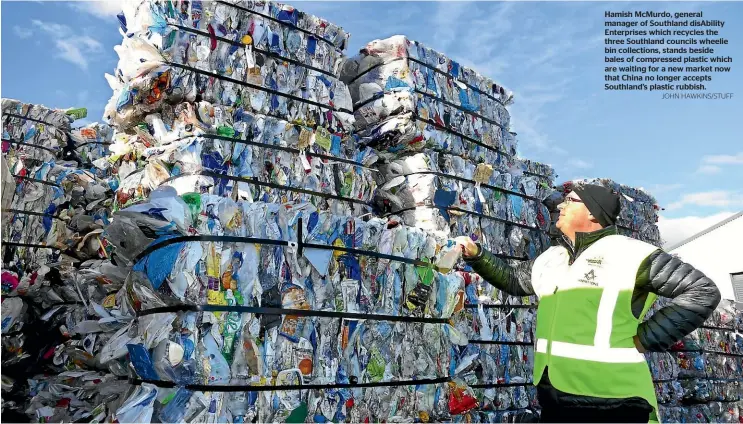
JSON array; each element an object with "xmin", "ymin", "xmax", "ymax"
[{"xmin": 2, "ymin": 1, "xmax": 741, "ymax": 247}]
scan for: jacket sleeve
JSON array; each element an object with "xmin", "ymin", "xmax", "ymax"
[
  {"xmin": 463, "ymin": 244, "xmax": 536, "ymax": 296},
  {"xmin": 636, "ymin": 250, "xmax": 721, "ymax": 352}
]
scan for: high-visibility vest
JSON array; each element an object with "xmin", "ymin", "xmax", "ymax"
[{"xmin": 531, "ymin": 235, "xmax": 661, "ymax": 422}]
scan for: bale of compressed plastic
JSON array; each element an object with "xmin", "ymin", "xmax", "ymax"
[
  {"xmin": 106, "ymin": 101, "xmax": 377, "ymax": 218},
  {"xmin": 105, "ymin": 0, "xmax": 354, "ymax": 131},
  {"xmin": 340, "ymin": 35, "xmax": 513, "ymax": 156}
]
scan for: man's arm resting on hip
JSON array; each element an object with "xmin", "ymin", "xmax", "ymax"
[
  {"xmin": 635, "ymin": 249, "xmax": 721, "ymax": 352},
  {"xmin": 463, "ymin": 243, "xmax": 536, "ymax": 296}
]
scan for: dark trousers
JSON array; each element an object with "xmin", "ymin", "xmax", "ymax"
[
  {"xmin": 539, "ymin": 404, "xmax": 651, "ymax": 423},
  {"xmin": 537, "ymin": 369, "xmax": 652, "ymax": 423}
]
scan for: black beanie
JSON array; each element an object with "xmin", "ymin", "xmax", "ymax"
[{"xmin": 572, "ymin": 184, "xmax": 621, "ymax": 228}]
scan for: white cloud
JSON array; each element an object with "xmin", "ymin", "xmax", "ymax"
[
  {"xmin": 666, "ymin": 190, "xmax": 743, "ymax": 211},
  {"xmin": 567, "ymin": 158, "xmax": 593, "ymax": 169},
  {"xmin": 70, "ymin": 0, "xmax": 123, "ymax": 19},
  {"xmin": 32, "ymin": 20, "xmax": 73, "ymax": 37},
  {"xmin": 13, "ymin": 26, "xmax": 34, "ymax": 39},
  {"xmin": 658, "ymin": 211, "xmax": 737, "ymax": 249},
  {"xmin": 646, "ymin": 183, "xmax": 684, "ymax": 195},
  {"xmin": 29, "ymin": 20, "xmax": 103, "ymax": 71},
  {"xmin": 696, "ymin": 165, "xmax": 722, "ymax": 175},
  {"xmin": 702, "ymin": 152, "xmax": 743, "ymax": 165}
]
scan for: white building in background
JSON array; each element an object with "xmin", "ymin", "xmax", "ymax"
[{"xmin": 667, "ymin": 211, "xmax": 743, "ymax": 301}]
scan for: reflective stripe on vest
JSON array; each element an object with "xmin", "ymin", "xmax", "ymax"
[{"xmin": 536, "ymin": 339, "xmax": 645, "ymax": 363}]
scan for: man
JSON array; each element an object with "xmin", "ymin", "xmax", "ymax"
[{"xmin": 456, "ymin": 184, "xmax": 720, "ymax": 423}]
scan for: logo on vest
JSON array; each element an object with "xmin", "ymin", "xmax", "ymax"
[
  {"xmin": 586, "ymin": 256, "xmax": 604, "ymax": 268},
  {"xmin": 579, "ymin": 269, "xmax": 598, "ymax": 286}
]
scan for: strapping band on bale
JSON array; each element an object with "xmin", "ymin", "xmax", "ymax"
[
  {"xmin": 166, "ymin": 62, "xmax": 353, "ymax": 114},
  {"xmin": 1, "ymin": 138, "xmax": 59, "ymax": 154},
  {"xmin": 413, "ymin": 89, "xmax": 505, "ymax": 130},
  {"xmin": 160, "ymin": 170, "xmax": 370, "ymax": 206},
  {"xmin": 75, "ymin": 141, "xmax": 112, "ymax": 148},
  {"xmin": 701, "ymin": 325, "xmax": 738, "ymax": 331},
  {"xmin": 168, "ymin": 24, "xmax": 336, "ymax": 78},
  {"xmin": 469, "ymin": 382, "xmax": 533, "ymax": 388},
  {"xmin": 406, "ymin": 56, "xmax": 507, "ymax": 107},
  {"xmin": 137, "ymin": 304, "xmax": 450, "ymax": 325},
  {"xmin": 408, "ymin": 113, "xmax": 517, "ymax": 159},
  {"xmin": 11, "ymin": 175, "xmax": 60, "ymax": 187},
  {"xmin": 464, "ymin": 303, "xmax": 537, "ymax": 309},
  {"xmin": 347, "ymin": 57, "xmax": 406, "ymax": 85},
  {"xmin": 129, "ymin": 375, "xmax": 451, "ymax": 392},
  {"xmin": 426, "ymin": 148, "xmax": 552, "ymax": 181},
  {"xmin": 468, "ymin": 340, "xmax": 534, "ymax": 346},
  {"xmin": 352, "ymin": 91, "xmax": 385, "ymax": 111},
  {"xmin": 214, "ymin": 0, "xmax": 342, "ymax": 49},
  {"xmin": 390, "ymin": 170, "xmax": 542, "ymax": 202},
  {"xmin": 3, "ymin": 112, "xmax": 65, "ymax": 128},
  {"xmin": 134, "ymin": 232, "xmax": 444, "ymax": 271},
  {"xmin": 2, "ymin": 209, "xmax": 62, "ymax": 220},
  {"xmin": 200, "ymin": 133, "xmax": 363, "ymax": 167},
  {"xmin": 355, "ymin": 88, "xmax": 508, "ymax": 133},
  {"xmin": 384, "ymin": 205, "xmax": 544, "ymax": 234}
]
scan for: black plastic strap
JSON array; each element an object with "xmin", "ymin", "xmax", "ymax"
[
  {"xmin": 302, "ymin": 241, "xmax": 431, "ymax": 267},
  {"xmin": 134, "ymin": 235, "xmax": 284, "ymax": 263},
  {"xmin": 129, "ymin": 375, "xmax": 451, "ymax": 392},
  {"xmin": 413, "ymin": 89, "xmax": 505, "ymax": 130},
  {"xmin": 167, "ymin": 62, "xmax": 351, "ymax": 114},
  {"xmin": 524, "ymin": 170, "xmax": 552, "ymax": 179},
  {"xmin": 137, "ymin": 304, "xmax": 450, "ymax": 324},
  {"xmin": 385, "ymin": 205, "xmax": 542, "ymax": 234},
  {"xmin": 1, "ymin": 241, "xmax": 61, "ymax": 251},
  {"xmin": 407, "ymin": 56, "xmax": 505, "ymax": 106},
  {"xmin": 464, "ymin": 303, "xmax": 537, "ymax": 309},
  {"xmin": 12, "ymin": 174, "xmax": 61, "ymax": 188},
  {"xmin": 426, "ymin": 148, "xmax": 553, "ymax": 181},
  {"xmin": 161, "ymin": 170, "xmax": 369, "ymax": 206},
  {"xmin": 1, "ymin": 138, "xmax": 59, "ymax": 154},
  {"xmin": 353, "ymin": 91, "xmax": 385, "ymax": 111},
  {"xmin": 701, "ymin": 325, "xmax": 737, "ymax": 331},
  {"xmin": 200, "ymin": 133, "xmax": 362, "ymax": 167},
  {"xmin": 469, "ymin": 382, "xmax": 532, "ymax": 388},
  {"xmin": 2, "ymin": 209, "xmax": 62, "ymax": 220},
  {"xmin": 3, "ymin": 112, "xmax": 64, "ymax": 128},
  {"xmin": 75, "ymin": 141, "xmax": 112, "ymax": 148},
  {"xmin": 468, "ymin": 340, "xmax": 533, "ymax": 346},
  {"xmin": 675, "ymin": 349, "xmax": 743, "ymax": 358},
  {"xmin": 48, "ymin": 301, "xmax": 85, "ymax": 307},
  {"xmin": 214, "ymin": 0, "xmax": 340, "ymax": 49},
  {"xmin": 168, "ymin": 23, "xmax": 336, "ymax": 78},
  {"xmin": 347, "ymin": 58, "xmax": 406, "ymax": 85},
  {"xmin": 134, "ymin": 234, "xmax": 438, "ymax": 273},
  {"xmin": 391, "ymin": 170, "xmax": 541, "ymax": 202},
  {"xmin": 409, "ymin": 113, "xmax": 516, "ymax": 159}
]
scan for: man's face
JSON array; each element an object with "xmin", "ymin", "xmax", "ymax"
[{"xmin": 556, "ymin": 191, "xmax": 593, "ymax": 233}]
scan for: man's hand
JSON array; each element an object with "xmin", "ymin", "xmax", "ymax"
[
  {"xmin": 633, "ymin": 335, "xmax": 646, "ymax": 353},
  {"xmin": 454, "ymin": 236, "xmax": 479, "ymax": 258}
]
